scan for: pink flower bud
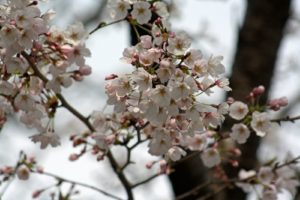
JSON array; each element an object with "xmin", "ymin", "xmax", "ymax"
[
  {"xmin": 32, "ymin": 189, "xmax": 43, "ymax": 198},
  {"xmin": 79, "ymin": 65, "xmax": 92, "ymax": 76},
  {"xmin": 105, "ymin": 74, "xmax": 118, "ymax": 80},
  {"xmin": 230, "ymin": 160, "xmax": 239, "ymax": 167},
  {"xmin": 97, "ymin": 154, "xmax": 105, "ymax": 161},
  {"xmin": 33, "ymin": 41, "xmax": 43, "ymax": 50},
  {"xmin": 230, "ymin": 148, "xmax": 242, "ymax": 157},
  {"xmin": 60, "ymin": 45, "xmax": 73, "ymax": 54},
  {"xmin": 146, "ymin": 161, "xmax": 154, "ymax": 169},
  {"xmin": 169, "ymin": 32, "xmax": 175, "ymax": 38},
  {"xmin": 155, "ymin": 17, "xmax": 162, "ymax": 25},
  {"xmin": 69, "ymin": 153, "xmax": 79, "ymax": 161},
  {"xmin": 252, "ymin": 85, "xmax": 265, "ymax": 95},
  {"xmin": 226, "ymin": 97, "xmax": 235, "ymax": 104},
  {"xmin": 36, "ymin": 166, "xmax": 44, "ymax": 174}
]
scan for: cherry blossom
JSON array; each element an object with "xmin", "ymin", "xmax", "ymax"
[
  {"xmin": 201, "ymin": 148, "xmax": 221, "ymax": 168},
  {"xmin": 17, "ymin": 166, "xmax": 30, "ymax": 180},
  {"xmin": 229, "ymin": 101, "xmax": 249, "ymax": 120},
  {"xmin": 251, "ymin": 111, "xmax": 271, "ymax": 137},
  {"xmin": 131, "ymin": 1, "xmax": 151, "ymax": 25},
  {"xmin": 30, "ymin": 131, "xmax": 61, "ymax": 149},
  {"xmin": 108, "ymin": 0, "xmax": 131, "ymax": 20}
]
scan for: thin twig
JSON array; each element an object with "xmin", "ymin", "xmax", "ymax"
[
  {"xmin": 89, "ymin": 19, "xmax": 125, "ymax": 35},
  {"xmin": 271, "ymin": 115, "xmax": 300, "ymax": 124},
  {"xmin": 131, "ymin": 173, "xmax": 161, "ymax": 188},
  {"xmin": 36, "ymin": 171, "xmax": 124, "ymax": 200}
]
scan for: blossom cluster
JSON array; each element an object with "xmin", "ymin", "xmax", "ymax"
[
  {"xmin": 98, "ymin": 23, "xmax": 232, "ymax": 165},
  {"xmin": 236, "ymin": 156, "xmax": 300, "ymax": 200},
  {"xmin": 0, "ymin": 0, "xmax": 91, "ymax": 147},
  {"xmin": 0, "ymin": 1, "xmax": 300, "ymax": 200},
  {"xmin": 86, "ymin": 0, "xmax": 291, "ymax": 171},
  {"xmin": 107, "ymin": 0, "xmax": 169, "ymax": 23}
]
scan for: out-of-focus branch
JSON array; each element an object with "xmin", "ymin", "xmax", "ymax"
[
  {"xmin": 271, "ymin": 115, "xmax": 300, "ymax": 124},
  {"xmin": 81, "ymin": 0, "xmax": 108, "ymax": 26}
]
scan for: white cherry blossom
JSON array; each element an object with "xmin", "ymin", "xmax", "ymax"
[
  {"xmin": 108, "ymin": 0, "xmax": 131, "ymax": 20},
  {"xmin": 148, "ymin": 129, "xmax": 172, "ymax": 156},
  {"xmin": 187, "ymin": 133, "xmax": 207, "ymax": 151},
  {"xmin": 153, "ymin": 2, "xmax": 169, "ymax": 18},
  {"xmin": 230, "ymin": 123, "xmax": 250, "ymax": 144},
  {"xmin": 167, "ymin": 31, "xmax": 191, "ymax": 55},
  {"xmin": 30, "ymin": 131, "xmax": 61, "ymax": 149},
  {"xmin": 251, "ymin": 111, "xmax": 271, "ymax": 137},
  {"xmin": 229, "ymin": 101, "xmax": 249, "ymax": 120},
  {"xmin": 201, "ymin": 148, "xmax": 221, "ymax": 168},
  {"xmin": 149, "ymin": 85, "xmax": 171, "ymax": 107},
  {"xmin": 207, "ymin": 55, "xmax": 225, "ymax": 77},
  {"xmin": 14, "ymin": 93, "xmax": 35, "ymax": 112},
  {"xmin": 167, "ymin": 146, "xmax": 186, "ymax": 161},
  {"xmin": 131, "ymin": 2, "xmax": 151, "ymax": 25}
]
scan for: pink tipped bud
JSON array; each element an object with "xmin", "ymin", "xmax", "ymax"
[
  {"xmin": 231, "ymin": 160, "xmax": 239, "ymax": 167},
  {"xmin": 97, "ymin": 154, "xmax": 105, "ymax": 161},
  {"xmin": 32, "ymin": 189, "xmax": 43, "ymax": 198},
  {"xmin": 1, "ymin": 166, "xmax": 13, "ymax": 174},
  {"xmin": 169, "ymin": 32, "xmax": 175, "ymax": 38},
  {"xmin": 36, "ymin": 166, "xmax": 44, "ymax": 174},
  {"xmin": 69, "ymin": 153, "xmax": 79, "ymax": 161},
  {"xmin": 60, "ymin": 45, "xmax": 74, "ymax": 54},
  {"xmin": 33, "ymin": 41, "xmax": 43, "ymax": 50},
  {"xmin": 227, "ymin": 97, "xmax": 235, "ymax": 104},
  {"xmin": 29, "ymin": 156, "xmax": 36, "ymax": 164},
  {"xmin": 155, "ymin": 32, "xmax": 161, "ymax": 37},
  {"xmin": 105, "ymin": 74, "xmax": 118, "ymax": 80},
  {"xmin": 155, "ymin": 17, "xmax": 162, "ymax": 25},
  {"xmin": 146, "ymin": 161, "xmax": 154, "ymax": 169},
  {"xmin": 230, "ymin": 148, "xmax": 242, "ymax": 157},
  {"xmin": 252, "ymin": 85, "xmax": 265, "ymax": 95},
  {"xmin": 79, "ymin": 65, "xmax": 92, "ymax": 76},
  {"xmin": 268, "ymin": 96, "xmax": 288, "ymax": 111}
]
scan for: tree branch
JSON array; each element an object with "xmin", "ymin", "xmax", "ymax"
[{"xmin": 36, "ymin": 171, "xmax": 124, "ymax": 200}]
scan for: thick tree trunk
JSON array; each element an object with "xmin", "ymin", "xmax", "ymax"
[{"xmin": 169, "ymin": 0, "xmax": 292, "ymax": 200}]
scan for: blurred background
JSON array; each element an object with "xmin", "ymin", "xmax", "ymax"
[{"xmin": 1, "ymin": 0, "xmax": 300, "ymax": 199}]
